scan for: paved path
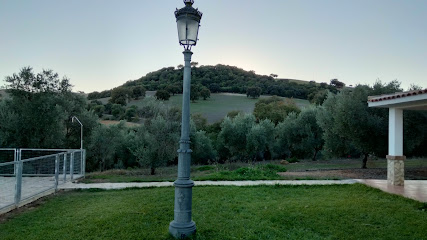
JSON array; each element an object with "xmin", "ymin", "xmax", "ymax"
[
  {"xmin": 59, "ymin": 179, "xmax": 427, "ymax": 202},
  {"xmin": 356, "ymin": 179, "xmax": 427, "ymax": 203},
  {"xmin": 59, "ymin": 179, "xmax": 358, "ymax": 190}
]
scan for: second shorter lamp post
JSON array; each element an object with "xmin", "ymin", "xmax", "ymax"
[
  {"xmin": 169, "ymin": 0, "xmax": 202, "ymax": 239},
  {"xmin": 71, "ymin": 116, "xmax": 83, "ymax": 150}
]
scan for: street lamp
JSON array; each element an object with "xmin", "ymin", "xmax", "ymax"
[
  {"xmin": 71, "ymin": 116, "xmax": 83, "ymax": 150},
  {"xmin": 169, "ymin": 0, "xmax": 202, "ymax": 238}
]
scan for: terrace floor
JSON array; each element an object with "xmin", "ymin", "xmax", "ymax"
[
  {"xmin": 356, "ymin": 179, "xmax": 427, "ymax": 202},
  {"xmin": 0, "ymin": 175, "xmax": 83, "ymax": 214}
]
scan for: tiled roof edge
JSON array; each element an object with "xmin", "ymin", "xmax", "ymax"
[{"xmin": 368, "ymin": 89, "xmax": 427, "ymax": 102}]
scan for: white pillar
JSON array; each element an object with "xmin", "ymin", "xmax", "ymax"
[
  {"xmin": 387, "ymin": 108, "xmax": 405, "ymax": 186},
  {"xmin": 388, "ymin": 108, "xmax": 403, "ymax": 156}
]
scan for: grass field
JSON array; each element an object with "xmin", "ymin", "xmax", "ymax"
[
  {"xmin": 1, "ymin": 185, "xmax": 426, "ymax": 240},
  {"xmin": 95, "ymin": 92, "xmax": 310, "ymax": 123},
  {"xmin": 126, "ymin": 92, "xmax": 309, "ymax": 123}
]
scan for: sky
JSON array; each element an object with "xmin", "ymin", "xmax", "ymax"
[{"xmin": 1, "ymin": 0, "xmax": 426, "ymax": 93}]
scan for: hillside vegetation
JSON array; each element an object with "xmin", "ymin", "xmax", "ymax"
[
  {"xmin": 126, "ymin": 92, "xmax": 309, "ymax": 123},
  {"xmin": 88, "ymin": 64, "xmax": 339, "ymax": 101},
  {"xmin": 3, "ymin": 67, "xmax": 426, "ymax": 174}
]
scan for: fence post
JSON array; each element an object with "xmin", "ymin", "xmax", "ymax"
[
  {"xmin": 80, "ymin": 150, "xmax": 83, "ymax": 176},
  {"xmin": 82, "ymin": 149, "xmax": 86, "ymax": 177},
  {"xmin": 55, "ymin": 154, "xmax": 59, "ymax": 191},
  {"xmin": 14, "ymin": 148, "xmax": 17, "ymax": 176},
  {"xmin": 14, "ymin": 149, "xmax": 22, "ymax": 206},
  {"xmin": 70, "ymin": 152, "xmax": 74, "ymax": 181},
  {"xmin": 63, "ymin": 153, "xmax": 67, "ymax": 182}
]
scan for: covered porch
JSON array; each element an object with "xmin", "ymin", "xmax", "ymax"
[{"xmin": 368, "ymin": 88, "xmax": 427, "ymax": 186}]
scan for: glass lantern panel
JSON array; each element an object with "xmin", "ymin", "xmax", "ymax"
[
  {"xmin": 177, "ymin": 18, "xmax": 187, "ymax": 44},
  {"xmin": 177, "ymin": 18, "xmax": 199, "ymax": 45},
  {"xmin": 185, "ymin": 19, "xmax": 199, "ymax": 44}
]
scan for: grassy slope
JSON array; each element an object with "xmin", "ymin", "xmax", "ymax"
[
  {"xmin": 93, "ymin": 92, "xmax": 309, "ymax": 123},
  {"xmin": 128, "ymin": 93, "xmax": 309, "ymax": 123},
  {"xmin": 0, "ymin": 185, "xmax": 426, "ymax": 240}
]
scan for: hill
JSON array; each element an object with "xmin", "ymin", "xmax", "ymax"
[
  {"xmin": 95, "ymin": 91, "xmax": 310, "ymax": 124},
  {"xmin": 127, "ymin": 92, "xmax": 309, "ymax": 123},
  {"xmin": 88, "ymin": 64, "xmax": 338, "ymax": 101}
]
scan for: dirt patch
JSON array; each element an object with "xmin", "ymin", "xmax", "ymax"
[{"xmin": 279, "ymin": 167, "xmax": 427, "ymax": 180}]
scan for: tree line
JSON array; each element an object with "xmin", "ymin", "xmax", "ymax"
[{"xmin": 1, "ymin": 67, "xmax": 426, "ymax": 174}]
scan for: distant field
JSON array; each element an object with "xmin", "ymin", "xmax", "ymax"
[
  {"xmin": 93, "ymin": 92, "xmax": 310, "ymax": 123},
  {"xmin": 128, "ymin": 92, "xmax": 310, "ymax": 123},
  {"xmin": 99, "ymin": 120, "xmax": 140, "ymax": 127},
  {"xmin": 281, "ymin": 78, "xmax": 318, "ymax": 85}
]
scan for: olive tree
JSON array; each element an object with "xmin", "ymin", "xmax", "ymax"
[
  {"xmin": 217, "ymin": 113, "xmax": 255, "ymax": 161},
  {"xmin": 317, "ymin": 86, "xmax": 388, "ymax": 168},
  {"xmin": 190, "ymin": 120, "xmax": 217, "ymax": 165},
  {"xmin": 246, "ymin": 119, "xmax": 275, "ymax": 161},
  {"xmin": 275, "ymin": 107, "xmax": 324, "ymax": 160},
  {"xmin": 130, "ymin": 115, "xmax": 180, "ymax": 175},
  {"xmin": 87, "ymin": 122, "xmax": 126, "ymax": 172},
  {"xmin": 1, "ymin": 67, "xmax": 97, "ymax": 149}
]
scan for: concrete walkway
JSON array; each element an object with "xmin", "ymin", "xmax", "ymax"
[
  {"xmin": 60, "ymin": 179, "xmax": 427, "ymax": 203},
  {"xmin": 60, "ymin": 179, "xmax": 358, "ymax": 190},
  {"xmin": 356, "ymin": 179, "xmax": 427, "ymax": 203}
]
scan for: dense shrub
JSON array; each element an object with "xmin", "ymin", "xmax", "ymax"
[
  {"xmin": 253, "ymin": 96, "xmax": 300, "ymax": 124},
  {"xmin": 155, "ymin": 90, "xmax": 170, "ymax": 101}
]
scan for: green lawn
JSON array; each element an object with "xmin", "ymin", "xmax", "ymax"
[
  {"xmin": 82, "ymin": 163, "xmax": 288, "ymax": 183},
  {"xmin": 1, "ymin": 185, "xmax": 426, "ymax": 240},
  {"xmin": 128, "ymin": 92, "xmax": 310, "ymax": 123},
  {"xmin": 83, "ymin": 158, "xmax": 427, "ymax": 183}
]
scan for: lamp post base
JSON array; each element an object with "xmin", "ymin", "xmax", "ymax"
[{"xmin": 169, "ymin": 220, "xmax": 196, "ymax": 239}]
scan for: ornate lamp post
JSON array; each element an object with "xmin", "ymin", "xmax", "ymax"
[{"xmin": 169, "ymin": 0, "xmax": 202, "ymax": 238}]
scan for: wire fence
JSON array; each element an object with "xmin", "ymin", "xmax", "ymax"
[{"xmin": 0, "ymin": 148, "xmax": 85, "ymax": 215}]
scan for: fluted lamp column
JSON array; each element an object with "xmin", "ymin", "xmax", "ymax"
[{"xmin": 169, "ymin": 0, "xmax": 202, "ymax": 239}]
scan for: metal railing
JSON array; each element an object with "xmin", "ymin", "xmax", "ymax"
[{"xmin": 0, "ymin": 148, "xmax": 85, "ymax": 214}]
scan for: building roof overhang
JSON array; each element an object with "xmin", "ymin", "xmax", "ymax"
[{"xmin": 368, "ymin": 89, "xmax": 427, "ymax": 110}]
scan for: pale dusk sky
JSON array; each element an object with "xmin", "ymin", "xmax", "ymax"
[{"xmin": 1, "ymin": 0, "xmax": 426, "ymax": 92}]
